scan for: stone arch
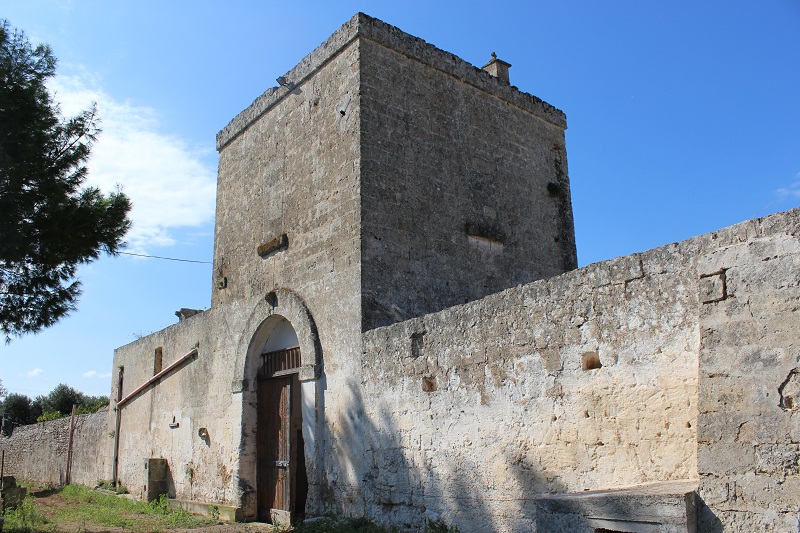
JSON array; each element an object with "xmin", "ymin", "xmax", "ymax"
[
  {"xmin": 234, "ymin": 288, "xmax": 322, "ymax": 391},
  {"xmin": 234, "ymin": 289, "xmax": 323, "ymax": 521}
]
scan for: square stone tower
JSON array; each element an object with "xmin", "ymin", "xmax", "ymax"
[
  {"xmin": 213, "ymin": 13, "xmax": 577, "ymax": 332},
  {"xmin": 110, "ymin": 12, "xmax": 581, "ymax": 525},
  {"xmin": 91, "ymin": 13, "xmax": 800, "ymax": 531}
]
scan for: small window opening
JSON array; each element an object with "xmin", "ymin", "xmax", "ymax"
[
  {"xmin": 411, "ymin": 332, "xmax": 425, "ymax": 358},
  {"xmin": 116, "ymin": 366, "xmax": 125, "ymax": 402},
  {"xmin": 422, "ymin": 377, "xmax": 437, "ymax": 392},
  {"xmin": 582, "ymin": 351, "xmax": 602, "ymax": 371},
  {"xmin": 547, "ymin": 182, "xmax": 564, "ymax": 198},
  {"xmin": 154, "ymin": 347, "xmax": 163, "ymax": 375}
]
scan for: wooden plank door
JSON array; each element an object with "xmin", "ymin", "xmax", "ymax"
[{"xmin": 257, "ymin": 376, "xmax": 291, "ymax": 523}]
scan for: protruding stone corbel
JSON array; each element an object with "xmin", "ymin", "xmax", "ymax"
[{"xmin": 257, "ymin": 233, "xmax": 289, "ymax": 258}]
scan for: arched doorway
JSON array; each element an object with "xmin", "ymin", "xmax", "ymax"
[
  {"xmin": 256, "ymin": 318, "xmax": 308, "ymax": 524},
  {"xmin": 236, "ymin": 289, "xmax": 322, "ymax": 524}
]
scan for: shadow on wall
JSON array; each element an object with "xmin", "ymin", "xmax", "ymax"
[
  {"xmin": 322, "ymin": 379, "xmax": 566, "ymax": 531},
  {"xmin": 696, "ymin": 494, "xmax": 724, "ymax": 533},
  {"xmin": 324, "ymin": 379, "xmax": 716, "ymax": 532}
]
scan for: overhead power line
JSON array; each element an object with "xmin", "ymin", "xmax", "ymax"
[{"xmin": 118, "ymin": 251, "xmax": 211, "ymax": 264}]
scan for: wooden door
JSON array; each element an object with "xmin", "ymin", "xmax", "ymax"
[{"xmin": 257, "ymin": 374, "xmax": 306, "ymax": 524}]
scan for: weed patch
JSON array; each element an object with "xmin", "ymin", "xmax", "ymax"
[
  {"xmin": 424, "ymin": 518, "xmax": 460, "ymax": 533},
  {"xmin": 208, "ymin": 504, "xmax": 220, "ymax": 520},
  {"xmin": 1, "ymin": 494, "xmax": 51, "ymax": 533}
]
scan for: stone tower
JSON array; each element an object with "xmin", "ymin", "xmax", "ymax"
[
  {"xmin": 109, "ymin": 13, "xmax": 578, "ymax": 525},
  {"xmin": 60, "ymin": 12, "xmax": 800, "ymax": 531},
  {"xmin": 213, "ymin": 13, "xmax": 577, "ymax": 333}
]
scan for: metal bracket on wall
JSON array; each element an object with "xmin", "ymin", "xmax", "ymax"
[{"xmin": 117, "ymin": 348, "xmax": 199, "ymax": 408}]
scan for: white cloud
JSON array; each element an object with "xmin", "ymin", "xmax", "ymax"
[
  {"xmin": 776, "ymin": 175, "xmax": 800, "ymax": 200},
  {"xmin": 26, "ymin": 368, "xmax": 44, "ymax": 377},
  {"xmin": 83, "ymin": 370, "xmax": 112, "ymax": 379},
  {"xmin": 48, "ymin": 69, "xmax": 217, "ymax": 253}
]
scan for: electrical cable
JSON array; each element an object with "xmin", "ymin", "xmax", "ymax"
[{"xmin": 117, "ymin": 251, "xmax": 211, "ymax": 264}]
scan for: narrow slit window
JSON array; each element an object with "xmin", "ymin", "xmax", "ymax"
[
  {"xmin": 411, "ymin": 332, "xmax": 425, "ymax": 358},
  {"xmin": 154, "ymin": 347, "xmax": 163, "ymax": 375}
]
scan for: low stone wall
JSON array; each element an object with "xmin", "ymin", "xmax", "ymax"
[
  {"xmin": 360, "ymin": 238, "xmax": 701, "ymax": 530},
  {"xmin": 356, "ymin": 208, "xmax": 800, "ymax": 532},
  {"xmin": 0, "ymin": 407, "xmax": 110, "ymax": 487}
]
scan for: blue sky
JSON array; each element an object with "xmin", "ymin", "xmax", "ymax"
[{"xmin": 1, "ymin": 1, "xmax": 798, "ymax": 398}]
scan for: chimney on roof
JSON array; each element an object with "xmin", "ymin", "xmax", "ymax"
[{"xmin": 482, "ymin": 52, "xmax": 511, "ymax": 84}]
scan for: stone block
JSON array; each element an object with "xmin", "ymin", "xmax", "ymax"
[
  {"xmin": 168, "ymin": 498, "xmax": 243, "ymax": 522},
  {"xmin": 146, "ymin": 458, "xmax": 169, "ymax": 502},
  {"xmin": 698, "ymin": 442, "xmax": 756, "ymax": 475},
  {"xmin": 0, "ymin": 486, "xmax": 27, "ymax": 511},
  {"xmin": 535, "ymin": 481, "xmax": 697, "ymax": 532},
  {"xmin": 755, "ymin": 443, "xmax": 799, "ymax": 475}
]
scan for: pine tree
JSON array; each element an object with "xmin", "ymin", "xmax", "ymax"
[{"xmin": 0, "ymin": 20, "xmax": 131, "ymax": 341}]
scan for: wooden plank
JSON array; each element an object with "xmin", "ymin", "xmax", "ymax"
[
  {"xmin": 258, "ymin": 376, "xmax": 292, "ymax": 521},
  {"xmin": 261, "ymin": 346, "xmax": 301, "ymax": 377},
  {"xmin": 289, "ymin": 374, "xmax": 306, "ymax": 523}
]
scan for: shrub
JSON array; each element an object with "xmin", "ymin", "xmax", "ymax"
[
  {"xmin": 36, "ymin": 410, "xmax": 61, "ymax": 423},
  {"xmin": 1, "ymin": 494, "xmax": 50, "ymax": 533}
]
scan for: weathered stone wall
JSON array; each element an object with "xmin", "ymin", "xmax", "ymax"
[
  {"xmin": 104, "ymin": 12, "xmax": 800, "ymax": 532},
  {"xmin": 696, "ymin": 210, "xmax": 800, "ymax": 531},
  {"xmin": 111, "ymin": 311, "xmax": 237, "ymax": 504},
  {"xmin": 354, "ymin": 209, "xmax": 800, "ymax": 532},
  {"xmin": 113, "ymin": 17, "xmax": 365, "ymax": 519},
  {"xmin": 0, "ymin": 408, "xmax": 109, "ymax": 487},
  {"xmin": 359, "ymin": 16, "xmax": 576, "ymax": 331},
  {"xmin": 214, "ymin": 23, "xmax": 365, "ymax": 518},
  {"xmin": 359, "ymin": 242, "xmax": 700, "ymax": 530}
]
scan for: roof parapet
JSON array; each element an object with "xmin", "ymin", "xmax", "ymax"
[{"xmin": 216, "ymin": 13, "xmax": 566, "ymax": 151}]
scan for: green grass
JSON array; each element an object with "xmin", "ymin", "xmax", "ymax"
[
  {"xmin": 5, "ymin": 484, "xmax": 214, "ymax": 532},
  {"xmin": 56, "ymin": 486, "xmax": 211, "ymax": 530},
  {"xmin": 1, "ymin": 484, "xmax": 461, "ymax": 533},
  {"xmin": 2, "ymin": 494, "xmax": 51, "ymax": 533}
]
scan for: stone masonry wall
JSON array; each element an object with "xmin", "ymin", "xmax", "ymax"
[
  {"xmin": 212, "ymin": 31, "xmax": 364, "ymax": 517},
  {"xmin": 357, "ymin": 209, "xmax": 800, "ymax": 532},
  {"xmin": 211, "ymin": 18, "xmax": 364, "ymax": 430},
  {"xmin": 111, "ymin": 311, "xmax": 238, "ymax": 505},
  {"xmin": 360, "ymin": 238, "xmax": 701, "ymax": 531},
  {"xmin": 112, "ymin": 303, "xmax": 314, "ymax": 517},
  {"xmin": 359, "ymin": 17, "xmax": 577, "ymax": 331},
  {"xmin": 113, "ymin": 23, "xmax": 365, "ymax": 519},
  {"xmin": 0, "ymin": 408, "xmax": 109, "ymax": 487},
  {"xmin": 696, "ymin": 210, "xmax": 800, "ymax": 531}
]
